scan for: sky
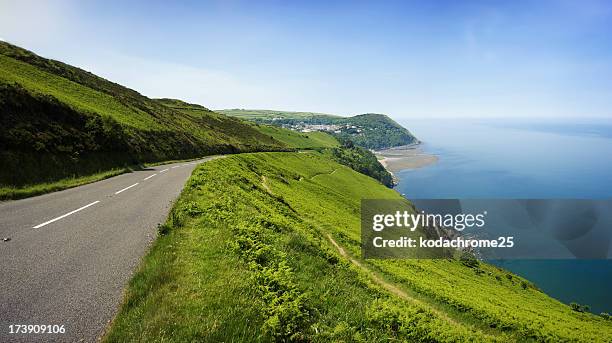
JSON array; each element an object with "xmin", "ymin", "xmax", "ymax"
[{"xmin": 1, "ymin": 0, "xmax": 612, "ymax": 119}]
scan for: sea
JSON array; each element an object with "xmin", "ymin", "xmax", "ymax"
[{"xmin": 395, "ymin": 118, "xmax": 612, "ymax": 314}]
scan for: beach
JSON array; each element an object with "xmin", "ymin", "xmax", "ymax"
[{"xmin": 376, "ymin": 144, "xmax": 438, "ymax": 173}]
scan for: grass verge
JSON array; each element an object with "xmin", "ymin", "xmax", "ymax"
[{"xmin": 0, "ymin": 167, "xmax": 130, "ymax": 201}]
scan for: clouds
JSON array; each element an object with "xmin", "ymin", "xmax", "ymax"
[
  {"xmin": 1, "ymin": 1, "xmax": 611, "ymax": 120},
  {"xmin": 75, "ymin": 51, "xmax": 317, "ymax": 112}
]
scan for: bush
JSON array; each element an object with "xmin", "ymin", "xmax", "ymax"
[
  {"xmin": 324, "ymin": 145, "xmax": 394, "ymax": 187},
  {"xmin": 570, "ymin": 302, "xmax": 590, "ymax": 313},
  {"xmin": 231, "ymin": 221, "xmax": 312, "ymax": 341},
  {"xmin": 459, "ymin": 251, "xmax": 479, "ymax": 269}
]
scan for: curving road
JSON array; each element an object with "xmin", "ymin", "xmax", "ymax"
[{"xmin": 0, "ymin": 158, "xmax": 214, "ymax": 342}]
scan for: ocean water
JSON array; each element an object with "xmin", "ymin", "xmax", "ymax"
[{"xmin": 395, "ymin": 118, "xmax": 612, "ymax": 314}]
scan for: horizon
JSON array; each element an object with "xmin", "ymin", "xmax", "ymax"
[{"xmin": 1, "ymin": 0, "xmax": 612, "ymax": 120}]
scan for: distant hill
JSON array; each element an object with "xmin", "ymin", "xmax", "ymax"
[
  {"xmin": 217, "ymin": 108, "xmax": 341, "ymax": 120},
  {"xmin": 218, "ymin": 109, "xmax": 418, "ymax": 150},
  {"xmin": 252, "ymin": 125, "xmax": 340, "ymax": 149},
  {"xmin": 162, "ymin": 101, "xmax": 340, "ymax": 150},
  {"xmin": 0, "ymin": 42, "xmax": 290, "ymax": 186}
]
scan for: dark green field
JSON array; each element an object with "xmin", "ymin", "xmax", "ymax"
[{"xmin": 105, "ymin": 153, "xmax": 612, "ymax": 342}]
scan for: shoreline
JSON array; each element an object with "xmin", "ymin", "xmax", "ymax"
[{"xmin": 375, "ymin": 143, "xmax": 438, "ymax": 183}]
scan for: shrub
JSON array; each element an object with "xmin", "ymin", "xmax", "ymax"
[
  {"xmin": 231, "ymin": 221, "xmax": 312, "ymax": 341},
  {"xmin": 459, "ymin": 251, "xmax": 479, "ymax": 269},
  {"xmin": 570, "ymin": 302, "xmax": 590, "ymax": 313}
]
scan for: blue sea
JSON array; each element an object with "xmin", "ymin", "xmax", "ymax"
[{"xmin": 395, "ymin": 118, "xmax": 612, "ymax": 314}]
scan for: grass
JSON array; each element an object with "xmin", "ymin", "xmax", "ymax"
[
  {"xmin": 253, "ymin": 124, "xmax": 340, "ymax": 149},
  {"xmin": 0, "ymin": 167, "xmax": 130, "ymax": 200},
  {"xmin": 0, "ymin": 55, "xmax": 161, "ymax": 130},
  {"xmin": 104, "ymin": 152, "xmax": 612, "ymax": 342},
  {"xmin": 143, "ymin": 156, "xmax": 210, "ymax": 168}
]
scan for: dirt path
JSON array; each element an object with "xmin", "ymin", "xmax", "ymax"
[
  {"xmin": 261, "ymin": 175, "xmax": 272, "ymax": 193},
  {"xmin": 261, "ymin": 172, "xmax": 513, "ymax": 340},
  {"xmin": 325, "ymin": 233, "xmax": 461, "ymax": 325},
  {"xmin": 324, "ymin": 233, "xmax": 520, "ymax": 342}
]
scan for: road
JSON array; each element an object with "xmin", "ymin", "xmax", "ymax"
[{"xmin": 0, "ymin": 158, "xmax": 213, "ymax": 342}]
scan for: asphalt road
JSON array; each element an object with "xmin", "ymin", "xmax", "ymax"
[{"xmin": 0, "ymin": 158, "xmax": 214, "ymax": 342}]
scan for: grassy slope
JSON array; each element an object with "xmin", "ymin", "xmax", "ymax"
[
  {"xmin": 0, "ymin": 55, "xmax": 160, "ymax": 130},
  {"xmin": 322, "ymin": 145, "xmax": 394, "ymax": 187},
  {"xmin": 0, "ymin": 42, "xmax": 286, "ymax": 188},
  {"xmin": 159, "ymin": 99, "xmax": 340, "ymax": 149},
  {"xmin": 254, "ymin": 125, "xmax": 340, "ymax": 149},
  {"xmin": 0, "ymin": 167, "xmax": 129, "ymax": 201},
  {"xmin": 105, "ymin": 153, "xmax": 611, "ymax": 342}
]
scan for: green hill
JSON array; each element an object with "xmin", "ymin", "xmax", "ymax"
[
  {"xmin": 218, "ymin": 109, "xmax": 419, "ymax": 149},
  {"xmin": 159, "ymin": 100, "xmax": 340, "ymax": 149},
  {"xmin": 0, "ymin": 42, "xmax": 291, "ymax": 190},
  {"xmin": 105, "ymin": 152, "xmax": 612, "ymax": 342}
]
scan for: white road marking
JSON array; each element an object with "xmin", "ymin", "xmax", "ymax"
[
  {"xmin": 143, "ymin": 174, "xmax": 157, "ymax": 181},
  {"xmin": 33, "ymin": 201, "xmax": 100, "ymax": 229},
  {"xmin": 171, "ymin": 166, "xmax": 180, "ymax": 169},
  {"xmin": 114, "ymin": 183, "xmax": 139, "ymax": 194},
  {"xmin": 159, "ymin": 168, "xmax": 169, "ymax": 173}
]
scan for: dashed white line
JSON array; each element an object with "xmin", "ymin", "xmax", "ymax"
[
  {"xmin": 143, "ymin": 174, "xmax": 157, "ymax": 181},
  {"xmin": 33, "ymin": 201, "xmax": 100, "ymax": 229},
  {"xmin": 159, "ymin": 168, "xmax": 169, "ymax": 173},
  {"xmin": 114, "ymin": 183, "xmax": 139, "ymax": 195}
]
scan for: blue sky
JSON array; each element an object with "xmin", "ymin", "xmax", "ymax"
[{"xmin": 1, "ymin": 0, "xmax": 612, "ymax": 119}]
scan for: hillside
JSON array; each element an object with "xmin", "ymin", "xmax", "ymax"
[
  {"xmin": 0, "ymin": 42, "xmax": 289, "ymax": 189},
  {"xmin": 253, "ymin": 124, "xmax": 340, "ymax": 149},
  {"xmin": 217, "ymin": 108, "xmax": 341, "ymax": 120},
  {"xmin": 219, "ymin": 109, "xmax": 419, "ymax": 149},
  {"xmin": 105, "ymin": 152, "xmax": 612, "ymax": 342},
  {"xmin": 160, "ymin": 101, "xmax": 340, "ymax": 149},
  {"xmin": 323, "ymin": 144, "xmax": 394, "ymax": 187}
]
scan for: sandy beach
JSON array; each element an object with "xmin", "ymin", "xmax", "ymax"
[{"xmin": 376, "ymin": 144, "xmax": 438, "ymax": 173}]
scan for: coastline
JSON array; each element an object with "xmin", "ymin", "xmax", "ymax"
[{"xmin": 375, "ymin": 144, "xmax": 438, "ymax": 181}]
